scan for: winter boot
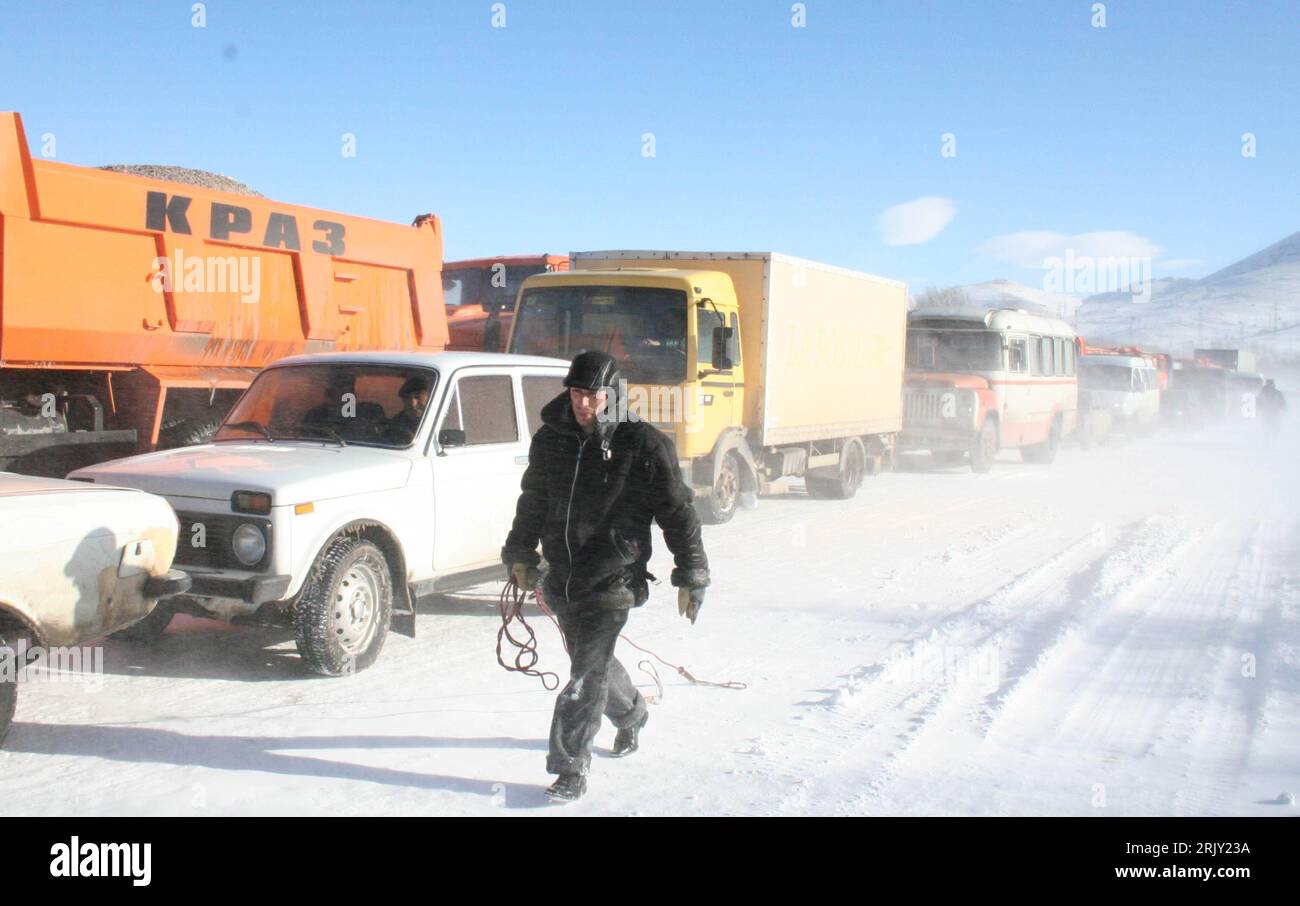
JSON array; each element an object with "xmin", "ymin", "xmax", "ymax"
[
  {"xmin": 546, "ymin": 773, "xmax": 587, "ymax": 802},
  {"xmin": 611, "ymin": 712, "xmax": 649, "ymax": 758}
]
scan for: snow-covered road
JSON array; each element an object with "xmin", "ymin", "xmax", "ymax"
[{"xmin": 4, "ymin": 421, "xmax": 1297, "ymax": 816}]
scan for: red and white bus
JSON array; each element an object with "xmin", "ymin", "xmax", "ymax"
[{"xmin": 901, "ymin": 309, "xmax": 1079, "ymax": 471}]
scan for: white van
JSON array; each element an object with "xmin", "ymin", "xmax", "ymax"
[{"xmin": 1079, "ymin": 354, "xmax": 1160, "ymax": 433}]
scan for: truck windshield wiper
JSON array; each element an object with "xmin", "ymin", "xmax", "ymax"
[{"xmin": 223, "ymin": 420, "xmax": 274, "ymax": 441}]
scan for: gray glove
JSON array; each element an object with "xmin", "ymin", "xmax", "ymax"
[
  {"xmin": 677, "ymin": 586, "xmax": 705, "ymax": 624},
  {"xmin": 510, "ymin": 562, "xmax": 540, "ymax": 590}
]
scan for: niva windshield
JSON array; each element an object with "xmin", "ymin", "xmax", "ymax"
[{"xmin": 215, "ymin": 363, "xmax": 438, "ymax": 448}]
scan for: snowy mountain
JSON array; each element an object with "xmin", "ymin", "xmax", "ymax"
[
  {"xmin": 914, "ymin": 230, "xmax": 1300, "ymax": 365},
  {"xmin": 1075, "ymin": 230, "xmax": 1300, "ymax": 362}
]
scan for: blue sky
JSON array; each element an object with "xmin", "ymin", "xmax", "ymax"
[{"xmin": 2, "ymin": 0, "xmax": 1296, "ymax": 292}]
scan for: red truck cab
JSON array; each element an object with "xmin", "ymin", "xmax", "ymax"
[{"xmin": 442, "ymin": 254, "xmax": 568, "ymax": 351}]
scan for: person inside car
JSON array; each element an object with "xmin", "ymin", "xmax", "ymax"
[{"xmin": 385, "ymin": 376, "xmax": 432, "ymax": 443}]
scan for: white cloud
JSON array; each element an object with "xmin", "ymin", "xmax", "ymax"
[
  {"xmin": 878, "ymin": 197, "xmax": 956, "ymax": 246},
  {"xmin": 981, "ymin": 230, "xmax": 1161, "ymax": 268}
]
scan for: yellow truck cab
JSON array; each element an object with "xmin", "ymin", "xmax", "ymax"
[{"xmin": 507, "ymin": 250, "xmax": 907, "ymax": 522}]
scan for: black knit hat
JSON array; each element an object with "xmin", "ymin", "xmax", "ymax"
[
  {"xmin": 563, "ymin": 350, "xmax": 622, "ymax": 392},
  {"xmin": 398, "ymin": 375, "xmax": 431, "ymax": 398}
]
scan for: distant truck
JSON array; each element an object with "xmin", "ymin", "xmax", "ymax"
[
  {"xmin": 442, "ymin": 254, "xmax": 569, "ymax": 352},
  {"xmin": 1168, "ymin": 357, "xmax": 1228, "ymax": 423},
  {"xmin": 0, "ymin": 111, "xmax": 447, "ymax": 477},
  {"xmin": 901, "ymin": 310, "xmax": 1079, "ymax": 470},
  {"xmin": 1194, "ymin": 348, "xmax": 1257, "ymax": 373},
  {"xmin": 507, "ymin": 250, "xmax": 907, "ymax": 522}
]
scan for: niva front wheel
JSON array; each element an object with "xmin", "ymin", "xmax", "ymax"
[{"xmin": 295, "ymin": 537, "xmax": 393, "ymax": 676}]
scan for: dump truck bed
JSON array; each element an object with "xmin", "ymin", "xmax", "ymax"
[{"xmin": 0, "ymin": 111, "xmax": 446, "ymax": 372}]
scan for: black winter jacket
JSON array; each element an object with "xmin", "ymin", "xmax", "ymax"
[{"xmin": 501, "ymin": 392, "xmax": 710, "ymax": 609}]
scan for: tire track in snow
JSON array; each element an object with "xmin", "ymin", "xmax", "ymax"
[
  {"xmin": 1163, "ymin": 518, "xmax": 1297, "ymax": 814},
  {"xmin": 760, "ymin": 515, "xmax": 1195, "ymax": 813},
  {"xmin": 976, "ymin": 514, "xmax": 1209, "ymax": 740},
  {"xmin": 853, "ymin": 515, "xmax": 1205, "ymax": 813}
]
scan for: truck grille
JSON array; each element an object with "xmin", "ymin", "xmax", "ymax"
[
  {"xmin": 173, "ymin": 511, "xmax": 271, "ymax": 572},
  {"xmin": 904, "ymin": 388, "xmax": 943, "ymax": 423}
]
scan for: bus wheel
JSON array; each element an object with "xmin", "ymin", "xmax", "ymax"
[
  {"xmin": 970, "ymin": 422, "xmax": 998, "ymax": 473},
  {"xmin": 1022, "ymin": 418, "xmax": 1061, "ymax": 464}
]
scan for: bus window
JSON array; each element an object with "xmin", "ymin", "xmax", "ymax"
[
  {"xmin": 1064, "ymin": 340, "xmax": 1075, "ymax": 376},
  {"xmin": 1039, "ymin": 337, "xmax": 1054, "ymax": 376},
  {"xmin": 1053, "ymin": 338, "xmax": 1065, "ymax": 376},
  {"xmin": 1008, "ymin": 338, "xmax": 1028, "ymax": 374}
]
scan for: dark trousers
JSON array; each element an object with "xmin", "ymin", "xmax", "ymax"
[{"xmin": 546, "ymin": 597, "xmax": 648, "ymax": 776}]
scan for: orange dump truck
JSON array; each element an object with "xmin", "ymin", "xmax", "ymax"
[
  {"xmin": 0, "ymin": 112, "xmax": 447, "ymax": 475},
  {"xmin": 442, "ymin": 254, "xmax": 568, "ymax": 351}
]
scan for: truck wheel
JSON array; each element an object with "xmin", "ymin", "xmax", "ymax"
[
  {"xmin": 0, "ymin": 676, "xmax": 13, "ymax": 746},
  {"xmin": 112, "ymin": 601, "xmax": 175, "ymax": 642},
  {"xmin": 295, "ymin": 537, "xmax": 393, "ymax": 676},
  {"xmin": 696, "ymin": 452, "xmax": 740, "ymax": 524},
  {"xmin": 0, "ymin": 624, "xmax": 23, "ymax": 747},
  {"xmin": 806, "ymin": 438, "xmax": 866, "ymax": 499},
  {"xmin": 970, "ymin": 421, "xmax": 998, "ymax": 473},
  {"xmin": 1022, "ymin": 418, "xmax": 1061, "ymax": 464},
  {"xmin": 158, "ymin": 417, "xmax": 223, "ymax": 449}
]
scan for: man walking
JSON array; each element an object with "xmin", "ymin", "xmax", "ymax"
[
  {"xmin": 502, "ymin": 350, "xmax": 710, "ymax": 802},
  {"xmin": 1257, "ymin": 378, "xmax": 1287, "ymax": 436}
]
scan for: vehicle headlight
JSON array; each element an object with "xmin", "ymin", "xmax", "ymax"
[{"xmin": 232, "ymin": 523, "xmax": 267, "ymax": 565}]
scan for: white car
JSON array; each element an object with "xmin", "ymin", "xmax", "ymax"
[
  {"xmin": 71, "ymin": 351, "xmax": 569, "ymax": 676},
  {"xmin": 0, "ymin": 473, "xmax": 190, "ymax": 744}
]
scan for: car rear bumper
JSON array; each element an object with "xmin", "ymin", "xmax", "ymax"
[{"xmin": 144, "ymin": 569, "xmax": 193, "ymax": 599}]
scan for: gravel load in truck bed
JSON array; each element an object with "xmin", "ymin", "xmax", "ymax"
[{"xmin": 99, "ymin": 164, "xmax": 263, "ymax": 197}]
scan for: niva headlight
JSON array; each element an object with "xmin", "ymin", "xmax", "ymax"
[{"xmin": 232, "ymin": 523, "xmax": 267, "ymax": 565}]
